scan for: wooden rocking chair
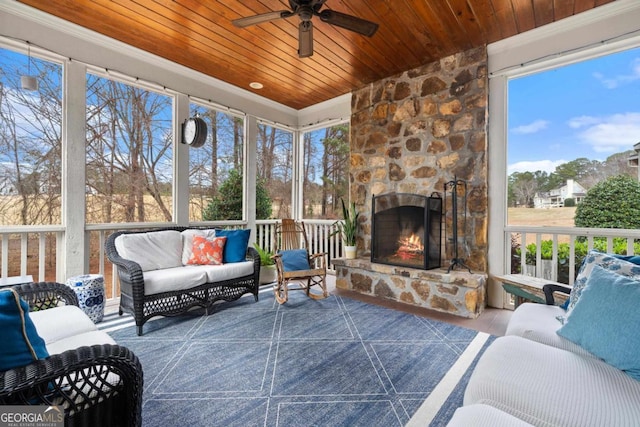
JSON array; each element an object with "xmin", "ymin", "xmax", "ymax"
[{"xmin": 272, "ymin": 219, "xmax": 328, "ymax": 304}]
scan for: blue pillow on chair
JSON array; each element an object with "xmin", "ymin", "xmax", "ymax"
[
  {"xmin": 278, "ymin": 249, "xmax": 311, "ymax": 272},
  {"xmin": 214, "ymin": 229, "xmax": 251, "ymax": 263},
  {"xmin": 0, "ymin": 288, "xmax": 49, "ymax": 371}
]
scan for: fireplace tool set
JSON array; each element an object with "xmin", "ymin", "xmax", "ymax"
[{"xmin": 444, "ymin": 177, "xmax": 472, "ymax": 273}]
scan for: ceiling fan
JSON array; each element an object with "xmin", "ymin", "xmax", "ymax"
[{"xmin": 232, "ymin": 0, "xmax": 379, "ymax": 58}]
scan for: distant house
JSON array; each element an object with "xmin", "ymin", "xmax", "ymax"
[
  {"xmin": 628, "ymin": 141, "xmax": 640, "ymax": 181},
  {"xmin": 0, "ymin": 163, "xmax": 18, "ymax": 195},
  {"xmin": 533, "ymin": 179, "xmax": 586, "ymax": 208}
]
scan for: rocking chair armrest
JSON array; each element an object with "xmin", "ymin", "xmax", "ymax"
[{"xmin": 309, "ymin": 252, "xmax": 327, "ymax": 268}]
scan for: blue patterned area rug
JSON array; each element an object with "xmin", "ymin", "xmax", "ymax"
[{"xmin": 101, "ymin": 288, "xmax": 494, "ymax": 427}]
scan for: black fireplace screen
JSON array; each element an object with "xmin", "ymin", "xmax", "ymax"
[{"xmin": 371, "ymin": 193, "xmax": 442, "ymax": 270}]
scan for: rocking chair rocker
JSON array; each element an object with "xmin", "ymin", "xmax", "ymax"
[{"xmin": 272, "ymin": 219, "xmax": 329, "ymax": 304}]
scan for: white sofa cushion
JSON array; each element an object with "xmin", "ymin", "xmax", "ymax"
[
  {"xmin": 30, "ymin": 305, "xmax": 98, "ymax": 345},
  {"xmin": 181, "ymin": 229, "xmax": 217, "ymax": 265},
  {"xmin": 505, "ymin": 303, "xmax": 594, "ymax": 358},
  {"xmin": 115, "ymin": 230, "xmax": 182, "ymax": 271},
  {"xmin": 446, "ymin": 404, "xmax": 533, "ymax": 427},
  {"xmin": 142, "ymin": 266, "xmax": 208, "ymax": 295},
  {"xmin": 197, "ymin": 261, "xmax": 254, "ymax": 283},
  {"xmin": 464, "ymin": 336, "xmax": 640, "ymax": 427},
  {"xmin": 46, "ymin": 330, "xmax": 117, "ymax": 356}
]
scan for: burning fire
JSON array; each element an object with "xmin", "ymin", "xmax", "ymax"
[{"xmin": 396, "ymin": 234, "xmax": 424, "ymax": 260}]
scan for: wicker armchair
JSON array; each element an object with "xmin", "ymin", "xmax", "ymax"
[{"xmin": 0, "ymin": 282, "xmax": 143, "ymax": 427}]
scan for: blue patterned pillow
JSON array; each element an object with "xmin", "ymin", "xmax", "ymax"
[
  {"xmin": 0, "ymin": 289, "xmax": 49, "ymax": 371},
  {"xmin": 557, "ymin": 265, "xmax": 640, "ymax": 380},
  {"xmin": 565, "ymin": 251, "xmax": 640, "ymax": 318}
]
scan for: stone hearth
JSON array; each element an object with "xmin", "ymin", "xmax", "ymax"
[{"xmin": 333, "ymin": 258, "xmax": 486, "ymax": 318}]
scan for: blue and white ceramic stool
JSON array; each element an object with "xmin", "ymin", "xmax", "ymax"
[{"xmin": 65, "ymin": 274, "xmax": 105, "ymax": 323}]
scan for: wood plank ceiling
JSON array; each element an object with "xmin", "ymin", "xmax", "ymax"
[{"xmin": 18, "ymin": 0, "xmax": 615, "ymax": 110}]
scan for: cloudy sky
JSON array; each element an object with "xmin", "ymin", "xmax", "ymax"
[{"xmin": 507, "ymin": 46, "xmax": 640, "ymax": 175}]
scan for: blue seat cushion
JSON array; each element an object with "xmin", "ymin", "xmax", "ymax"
[
  {"xmin": 0, "ymin": 288, "xmax": 49, "ymax": 371},
  {"xmin": 278, "ymin": 249, "xmax": 311, "ymax": 272}
]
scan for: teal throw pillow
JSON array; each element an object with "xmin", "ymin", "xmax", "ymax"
[
  {"xmin": 557, "ymin": 265, "xmax": 640, "ymax": 380},
  {"xmin": 279, "ymin": 249, "xmax": 310, "ymax": 272},
  {"xmin": 0, "ymin": 288, "xmax": 49, "ymax": 371},
  {"xmin": 214, "ymin": 229, "xmax": 251, "ymax": 263}
]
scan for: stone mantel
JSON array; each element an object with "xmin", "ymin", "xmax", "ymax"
[{"xmin": 333, "ymin": 257, "xmax": 487, "ymax": 318}]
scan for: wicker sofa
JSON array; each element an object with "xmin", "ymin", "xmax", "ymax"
[
  {"xmin": 0, "ymin": 282, "xmax": 143, "ymax": 427},
  {"xmin": 106, "ymin": 227, "xmax": 261, "ymax": 336}
]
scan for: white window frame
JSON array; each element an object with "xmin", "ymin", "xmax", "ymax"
[{"xmin": 486, "ymin": 0, "xmax": 640, "ymax": 308}]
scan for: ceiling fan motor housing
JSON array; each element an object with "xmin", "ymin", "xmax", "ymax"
[{"xmin": 234, "ymin": 0, "xmax": 377, "ymax": 58}]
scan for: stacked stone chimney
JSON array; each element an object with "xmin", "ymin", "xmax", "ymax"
[
  {"xmin": 334, "ymin": 46, "xmax": 489, "ymax": 318},
  {"xmin": 350, "ymin": 45, "xmax": 488, "ymax": 272}
]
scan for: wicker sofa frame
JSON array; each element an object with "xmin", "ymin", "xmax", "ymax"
[
  {"xmin": 0, "ymin": 281, "xmax": 143, "ymax": 427},
  {"xmin": 105, "ymin": 227, "xmax": 261, "ymax": 336}
]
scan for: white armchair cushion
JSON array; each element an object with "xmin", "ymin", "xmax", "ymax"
[
  {"xmin": 46, "ymin": 330, "xmax": 117, "ymax": 356},
  {"xmin": 505, "ymin": 303, "xmax": 594, "ymax": 358},
  {"xmin": 464, "ymin": 336, "xmax": 640, "ymax": 427},
  {"xmin": 30, "ymin": 305, "xmax": 98, "ymax": 345},
  {"xmin": 115, "ymin": 230, "xmax": 182, "ymax": 271},
  {"xmin": 446, "ymin": 404, "xmax": 533, "ymax": 427}
]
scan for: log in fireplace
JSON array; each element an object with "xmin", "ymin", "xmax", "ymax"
[{"xmin": 371, "ymin": 193, "xmax": 442, "ymax": 270}]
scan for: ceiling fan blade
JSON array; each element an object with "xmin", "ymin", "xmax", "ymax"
[
  {"xmin": 232, "ymin": 10, "xmax": 292, "ymax": 28},
  {"xmin": 318, "ymin": 10, "xmax": 378, "ymax": 37},
  {"xmin": 298, "ymin": 21, "xmax": 314, "ymax": 58}
]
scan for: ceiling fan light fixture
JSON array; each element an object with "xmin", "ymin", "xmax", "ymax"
[{"xmin": 298, "ymin": 21, "xmax": 313, "ymax": 58}]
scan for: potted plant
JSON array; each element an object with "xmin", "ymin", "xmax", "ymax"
[
  {"xmin": 332, "ymin": 199, "xmax": 360, "ymax": 259},
  {"xmin": 253, "ymin": 243, "xmax": 277, "ymax": 284}
]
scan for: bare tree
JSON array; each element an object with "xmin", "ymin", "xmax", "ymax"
[
  {"xmin": 86, "ymin": 75, "xmax": 173, "ymax": 223},
  {"xmin": 0, "ymin": 55, "xmax": 62, "ymax": 226}
]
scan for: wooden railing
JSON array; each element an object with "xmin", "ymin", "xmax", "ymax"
[
  {"xmin": 0, "ymin": 225, "xmax": 65, "ymax": 282},
  {"xmin": 506, "ymin": 225, "xmax": 640, "ymax": 285},
  {"xmin": 5, "ymin": 222, "xmax": 638, "ymax": 304}
]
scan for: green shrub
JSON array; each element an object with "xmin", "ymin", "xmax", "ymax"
[
  {"xmin": 574, "ymin": 175, "xmax": 640, "ymax": 229},
  {"xmin": 203, "ymin": 169, "xmax": 272, "ymax": 220},
  {"xmin": 563, "ymin": 198, "xmax": 575, "ymax": 207}
]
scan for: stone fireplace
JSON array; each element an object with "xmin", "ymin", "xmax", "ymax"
[{"xmin": 334, "ymin": 46, "xmax": 489, "ymax": 319}]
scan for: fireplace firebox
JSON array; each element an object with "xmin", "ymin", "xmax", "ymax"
[{"xmin": 371, "ymin": 193, "xmax": 442, "ymax": 270}]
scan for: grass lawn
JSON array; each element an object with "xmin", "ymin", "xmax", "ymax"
[{"xmin": 508, "ymin": 207, "xmax": 576, "ymax": 227}]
